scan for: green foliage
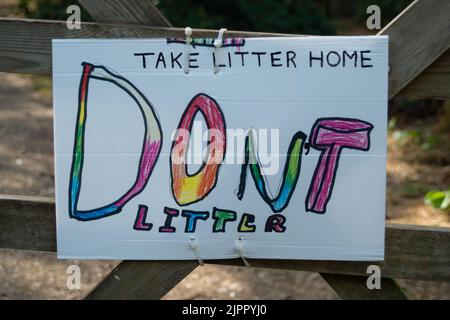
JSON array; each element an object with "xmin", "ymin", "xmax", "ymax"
[
  {"xmin": 392, "ymin": 129, "xmax": 422, "ymax": 146},
  {"xmin": 17, "ymin": 0, "xmax": 335, "ymax": 35},
  {"xmin": 392, "ymin": 128, "xmax": 440, "ymax": 151},
  {"xmin": 17, "ymin": 0, "xmax": 91, "ymax": 21},
  {"xmin": 157, "ymin": 0, "xmax": 335, "ymax": 35},
  {"xmin": 16, "ymin": 0, "xmax": 416, "ymax": 35},
  {"xmin": 400, "ymin": 183, "xmax": 429, "ymax": 199},
  {"xmin": 388, "ymin": 117, "xmax": 397, "ymax": 130},
  {"xmin": 425, "ymin": 190, "xmax": 450, "ymax": 211}
]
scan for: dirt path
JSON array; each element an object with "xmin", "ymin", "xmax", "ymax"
[{"xmin": 0, "ymin": 73, "xmax": 448, "ymax": 299}]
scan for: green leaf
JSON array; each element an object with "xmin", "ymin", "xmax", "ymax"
[
  {"xmin": 424, "ymin": 190, "xmax": 450, "ymax": 211},
  {"xmin": 388, "ymin": 117, "xmax": 397, "ymax": 130},
  {"xmin": 441, "ymin": 191, "xmax": 450, "ymax": 210}
]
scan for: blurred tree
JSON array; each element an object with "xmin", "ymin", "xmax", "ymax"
[
  {"xmin": 16, "ymin": 0, "xmax": 412, "ymax": 33},
  {"xmin": 17, "ymin": 0, "xmax": 335, "ymax": 35},
  {"xmin": 17, "ymin": 0, "xmax": 91, "ymax": 21},
  {"xmin": 156, "ymin": 0, "xmax": 335, "ymax": 35}
]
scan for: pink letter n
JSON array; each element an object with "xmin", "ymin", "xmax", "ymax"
[{"xmin": 306, "ymin": 118, "xmax": 373, "ymax": 214}]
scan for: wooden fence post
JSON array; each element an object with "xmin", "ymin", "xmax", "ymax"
[
  {"xmin": 85, "ymin": 260, "xmax": 197, "ymax": 300},
  {"xmin": 78, "ymin": 0, "xmax": 197, "ymax": 300},
  {"xmin": 378, "ymin": 0, "xmax": 450, "ymax": 98},
  {"xmin": 320, "ymin": 274, "xmax": 408, "ymax": 300}
]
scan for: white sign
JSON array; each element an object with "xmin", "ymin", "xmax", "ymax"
[{"xmin": 53, "ymin": 36, "xmax": 388, "ymax": 260}]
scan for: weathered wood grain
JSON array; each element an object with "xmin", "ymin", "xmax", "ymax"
[
  {"xmin": 0, "ymin": 18, "xmax": 294, "ymax": 74},
  {"xmin": 399, "ymin": 49, "xmax": 450, "ymax": 99},
  {"xmin": 1, "ymin": 16, "xmax": 448, "ymax": 98},
  {"xmin": 0, "ymin": 194, "xmax": 56, "ymax": 252},
  {"xmin": 378, "ymin": 0, "xmax": 450, "ymax": 98},
  {"xmin": 0, "ymin": 195, "xmax": 448, "ymax": 282},
  {"xmin": 79, "ymin": 0, "xmax": 172, "ymax": 27},
  {"xmin": 320, "ymin": 273, "xmax": 408, "ymax": 300},
  {"xmin": 209, "ymin": 223, "xmax": 450, "ymax": 283},
  {"xmin": 85, "ymin": 260, "xmax": 197, "ymax": 299}
]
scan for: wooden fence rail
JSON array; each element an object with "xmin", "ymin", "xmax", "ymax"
[
  {"xmin": 0, "ymin": 0, "xmax": 449, "ymax": 300},
  {"xmin": 0, "ymin": 16, "xmax": 449, "ymax": 98},
  {"xmin": 0, "ymin": 194, "xmax": 449, "ymax": 283}
]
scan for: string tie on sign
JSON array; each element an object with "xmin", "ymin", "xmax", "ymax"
[
  {"xmin": 183, "ymin": 27, "xmax": 193, "ymax": 74},
  {"xmin": 235, "ymin": 237, "xmax": 251, "ymax": 268},
  {"xmin": 188, "ymin": 236, "xmax": 204, "ymax": 266},
  {"xmin": 213, "ymin": 28, "xmax": 227, "ymax": 74}
]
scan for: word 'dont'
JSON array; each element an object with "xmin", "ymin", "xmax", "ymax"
[{"xmin": 68, "ymin": 62, "xmax": 373, "ymax": 233}]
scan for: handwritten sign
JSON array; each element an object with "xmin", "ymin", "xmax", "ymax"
[{"xmin": 53, "ymin": 36, "xmax": 388, "ymax": 260}]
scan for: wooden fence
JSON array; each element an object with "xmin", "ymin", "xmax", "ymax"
[{"xmin": 0, "ymin": 0, "xmax": 449, "ymax": 300}]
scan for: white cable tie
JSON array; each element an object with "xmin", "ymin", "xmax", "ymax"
[
  {"xmin": 213, "ymin": 28, "xmax": 227, "ymax": 74},
  {"xmin": 188, "ymin": 236, "xmax": 204, "ymax": 266},
  {"xmin": 235, "ymin": 237, "xmax": 251, "ymax": 268},
  {"xmin": 183, "ymin": 27, "xmax": 192, "ymax": 74}
]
